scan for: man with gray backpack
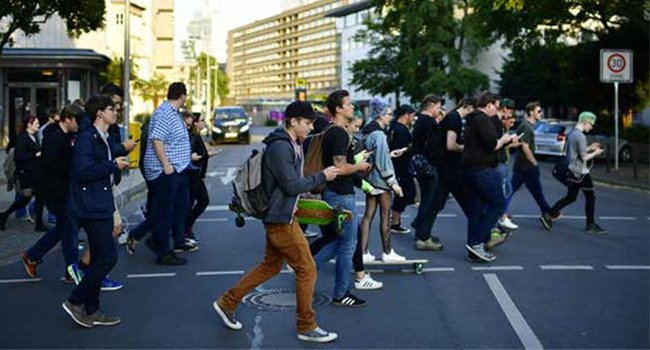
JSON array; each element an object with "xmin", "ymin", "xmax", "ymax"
[{"xmin": 213, "ymin": 101, "xmax": 341, "ymax": 343}]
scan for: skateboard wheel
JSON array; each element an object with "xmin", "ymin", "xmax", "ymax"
[
  {"xmin": 235, "ymin": 216, "xmax": 245, "ymax": 227},
  {"xmin": 414, "ymin": 263, "xmax": 423, "ymax": 275}
]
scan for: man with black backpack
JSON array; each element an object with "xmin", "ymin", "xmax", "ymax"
[{"xmin": 213, "ymin": 101, "xmax": 341, "ymax": 343}]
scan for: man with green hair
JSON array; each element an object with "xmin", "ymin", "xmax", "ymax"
[{"xmin": 542, "ymin": 111, "xmax": 606, "ymax": 234}]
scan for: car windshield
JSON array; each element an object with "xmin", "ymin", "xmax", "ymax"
[
  {"xmin": 535, "ymin": 123, "xmax": 565, "ymax": 134},
  {"xmin": 214, "ymin": 108, "xmax": 246, "ymax": 120}
]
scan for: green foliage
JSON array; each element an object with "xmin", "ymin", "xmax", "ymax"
[
  {"xmin": 0, "ymin": 0, "xmax": 105, "ymax": 57},
  {"xmin": 133, "ymin": 73, "xmax": 168, "ymax": 110},
  {"xmin": 191, "ymin": 53, "xmax": 230, "ymax": 107},
  {"xmin": 133, "ymin": 113, "xmax": 151, "ymax": 124},
  {"xmin": 265, "ymin": 119, "xmax": 278, "ymax": 127},
  {"xmin": 351, "ymin": 0, "xmax": 490, "ymax": 104},
  {"xmin": 99, "ymin": 56, "xmax": 139, "ymax": 87}
]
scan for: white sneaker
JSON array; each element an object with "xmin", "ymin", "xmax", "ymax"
[
  {"xmin": 362, "ymin": 252, "xmax": 376, "ymax": 263},
  {"xmin": 499, "ymin": 217, "xmax": 518, "ymax": 230},
  {"xmin": 354, "ymin": 273, "xmax": 383, "ymax": 290},
  {"xmin": 382, "ymin": 249, "xmax": 406, "ymax": 262}
]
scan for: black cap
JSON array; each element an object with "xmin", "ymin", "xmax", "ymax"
[
  {"xmin": 395, "ymin": 104, "xmax": 416, "ymax": 117},
  {"xmin": 285, "ymin": 101, "xmax": 317, "ymax": 120}
]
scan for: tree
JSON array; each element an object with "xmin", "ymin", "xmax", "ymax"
[
  {"xmin": 99, "ymin": 56, "xmax": 139, "ymax": 87},
  {"xmin": 190, "ymin": 53, "xmax": 230, "ymax": 108},
  {"xmin": 133, "ymin": 73, "xmax": 168, "ymax": 111},
  {"xmin": 0, "ymin": 0, "xmax": 105, "ymax": 59},
  {"xmin": 351, "ymin": 0, "xmax": 491, "ymax": 105}
]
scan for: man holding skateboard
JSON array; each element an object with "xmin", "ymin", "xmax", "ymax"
[{"xmin": 213, "ymin": 101, "xmax": 341, "ymax": 343}]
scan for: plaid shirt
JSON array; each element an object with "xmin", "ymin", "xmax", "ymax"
[{"xmin": 143, "ymin": 101, "xmax": 191, "ymax": 180}]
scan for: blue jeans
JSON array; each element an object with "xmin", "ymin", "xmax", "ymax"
[
  {"xmin": 68, "ymin": 218, "xmax": 116, "ymax": 315},
  {"xmin": 497, "ymin": 163, "xmax": 513, "ymax": 215},
  {"xmin": 312, "ymin": 189, "xmax": 358, "ymax": 300},
  {"xmin": 27, "ymin": 201, "xmax": 78, "ymax": 267},
  {"xmin": 507, "ymin": 165, "xmax": 551, "ymax": 214},
  {"xmin": 150, "ymin": 172, "xmax": 190, "ymax": 257},
  {"xmin": 413, "ymin": 171, "xmax": 439, "ymax": 241},
  {"xmin": 464, "ymin": 168, "xmax": 506, "ymax": 246}
]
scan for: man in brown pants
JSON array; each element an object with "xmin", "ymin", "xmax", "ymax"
[{"xmin": 213, "ymin": 101, "xmax": 340, "ymax": 343}]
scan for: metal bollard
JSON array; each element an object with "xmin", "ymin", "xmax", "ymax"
[
  {"xmin": 606, "ymin": 147, "xmax": 611, "ymax": 173},
  {"xmin": 633, "ymin": 145, "xmax": 638, "ymax": 179}
]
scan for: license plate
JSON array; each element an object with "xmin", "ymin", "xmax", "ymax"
[{"xmin": 225, "ymin": 132, "xmax": 238, "ymax": 138}]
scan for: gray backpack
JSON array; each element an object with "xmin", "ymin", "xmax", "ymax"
[{"xmin": 230, "ymin": 148, "xmax": 269, "ymax": 225}]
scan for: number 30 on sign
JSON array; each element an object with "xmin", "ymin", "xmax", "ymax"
[{"xmin": 600, "ymin": 49, "xmax": 633, "ymax": 83}]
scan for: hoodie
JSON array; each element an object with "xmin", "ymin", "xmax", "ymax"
[
  {"xmin": 361, "ymin": 120, "xmax": 398, "ymax": 191},
  {"xmin": 461, "ymin": 110, "xmax": 499, "ymax": 169},
  {"xmin": 262, "ymin": 128, "xmax": 326, "ymax": 224}
]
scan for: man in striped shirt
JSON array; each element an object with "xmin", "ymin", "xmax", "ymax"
[{"xmin": 142, "ymin": 82, "xmax": 192, "ymax": 265}]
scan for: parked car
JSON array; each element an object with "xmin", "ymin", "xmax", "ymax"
[
  {"xmin": 211, "ymin": 106, "xmax": 251, "ymax": 144},
  {"xmin": 532, "ymin": 120, "xmax": 632, "ymax": 162}
]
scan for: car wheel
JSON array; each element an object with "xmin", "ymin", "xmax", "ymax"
[{"xmin": 619, "ymin": 146, "xmax": 632, "ymax": 163}]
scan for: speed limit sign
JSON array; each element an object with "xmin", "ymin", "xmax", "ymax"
[{"xmin": 600, "ymin": 49, "xmax": 633, "ymax": 83}]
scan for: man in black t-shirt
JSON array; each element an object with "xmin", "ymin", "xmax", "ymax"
[
  {"xmin": 389, "ymin": 105, "xmax": 416, "ymax": 234},
  {"xmin": 310, "ymin": 90, "xmax": 371, "ymax": 307},
  {"xmin": 430, "ymin": 97, "xmax": 476, "ymax": 231}
]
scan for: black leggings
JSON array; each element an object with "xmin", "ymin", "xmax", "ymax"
[
  {"xmin": 186, "ymin": 176, "xmax": 209, "ymax": 228},
  {"xmin": 360, "ymin": 192, "xmax": 392, "ymax": 254},
  {"xmin": 2, "ymin": 190, "xmax": 44, "ymax": 226},
  {"xmin": 550, "ymin": 174, "xmax": 595, "ymax": 224},
  {"xmin": 310, "ymin": 223, "xmax": 364, "ymax": 273}
]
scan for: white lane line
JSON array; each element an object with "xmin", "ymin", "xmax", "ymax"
[
  {"xmin": 126, "ymin": 273, "xmax": 177, "ymax": 278},
  {"xmin": 484, "ymin": 274, "xmax": 544, "ymax": 350},
  {"xmin": 605, "ymin": 265, "xmax": 650, "ymax": 270},
  {"xmin": 196, "ymin": 218, "xmax": 229, "ymax": 222},
  {"xmin": 472, "ymin": 266, "xmax": 524, "ymax": 271},
  {"xmin": 279, "ymin": 269, "xmax": 293, "ymax": 274},
  {"xmin": 539, "ymin": 265, "xmax": 594, "ymax": 270},
  {"xmin": 196, "ymin": 270, "xmax": 245, "ymax": 276},
  {"xmin": 422, "ymin": 267, "xmax": 455, "ymax": 272},
  {"xmin": 511, "ymin": 214, "xmax": 586, "ymax": 219},
  {"xmin": 0, "ymin": 278, "xmax": 42, "ymax": 284},
  {"xmin": 599, "ymin": 216, "xmax": 636, "ymax": 220},
  {"xmin": 205, "ymin": 205, "xmax": 229, "ymax": 211}
]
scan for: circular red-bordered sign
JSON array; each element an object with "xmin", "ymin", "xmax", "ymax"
[{"xmin": 607, "ymin": 53, "xmax": 626, "ymax": 73}]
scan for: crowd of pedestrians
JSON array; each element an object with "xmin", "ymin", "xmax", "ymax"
[{"xmin": 6, "ymin": 83, "xmax": 608, "ymax": 342}]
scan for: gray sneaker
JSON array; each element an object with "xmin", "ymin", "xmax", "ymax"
[
  {"xmin": 89, "ymin": 310, "xmax": 121, "ymax": 326},
  {"xmin": 540, "ymin": 213, "xmax": 553, "ymax": 231},
  {"xmin": 466, "ymin": 244, "xmax": 497, "ymax": 262},
  {"xmin": 62, "ymin": 301, "xmax": 93, "ymax": 328},
  {"xmin": 415, "ymin": 238, "xmax": 443, "ymax": 251},
  {"xmin": 213, "ymin": 300, "xmax": 242, "ymax": 330},
  {"xmin": 297, "ymin": 327, "xmax": 338, "ymax": 343}
]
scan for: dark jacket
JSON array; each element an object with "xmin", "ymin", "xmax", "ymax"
[
  {"xmin": 14, "ymin": 133, "xmax": 42, "ymax": 189},
  {"xmin": 461, "ymin": 110, "xmax": 499, "ymax": 169},
  {"xmin": 41, "ymin": 124, "xmax": 75, "ymax": 203},
  {"xmin": 262, "ymin": 128, "xmax": 326, "ymax": 224},
  {"xmin": 412, "ymin": 113, "xmax": 442, "ymax": 167},
  {"xmin": 69, "ymin": 126, "xmax": 119, "ymax": 219},
  {"xmin": 190, "ymin": 133, "xmax": 209, "ymax": 178}
]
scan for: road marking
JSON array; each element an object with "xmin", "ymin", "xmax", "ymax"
[
  {"xmin": 196, "ymin": 270, "xmax": 245, "ymax": 276},
  {"xmin": 0, "ymin": 278, "xmax": 42, "ymax": 284},
  {"xmin": 206, "ymin": 205, "xmax": 229, "ymax": 211},
  {"xmin": 539, "ymin": 265, "xmax": 594, "ymax": 270},
  {"xmin": 484, "ymin": 274, "xmax": 544, "ymax": 350},
  {"xmin": 511, "ymin": 214, "xmax": 586, "ymax": 219},
  {"xmin": 279, "ymin": 269, "xmax": 293, "ymax": 274},
  {"xmin": 196, "ymin": 218, "xmax": 229, "ymax": 222},
  {"xmin": 422, "ymin": 267, "xmax": 455, "ymax": 272},
  {"xmin": 126, "ymin": 273, "xmax": 177, "ymax": 278},
  {"xmin": 605, "ymin": 265, "xmax": 650, "ymax": 270},
  {"xmin": 472, "ymin": 266, "xmax": 524, "ymax": 271},
  {"xmin": 599, "ymin": 216, "xmax": 636, "ymax": 220},
  {"xmin": 220, "ymin": 167, "xmax": 239, "ymax": 185}
]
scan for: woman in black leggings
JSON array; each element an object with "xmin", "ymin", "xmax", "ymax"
[{"xmin": 0, "ymin": 116, "xmax": 45, "ymax": 231}]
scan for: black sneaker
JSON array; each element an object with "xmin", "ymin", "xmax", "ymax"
[
  {"xmin": 125, "ymin": 235, "xmax": 138, "ymax": 255},
  {"xmin": 174, "ymin": 244, "xmax": 199, "ymax": 253},
  {"xmin": 390, "ymin": 224, "xmax": 411, "ymax": 234},
  {"xmin": 332, "ymin": 292, "xmax": 367, "ymax": 307},
  {"xmin": 144, "ymin": 237, "xmax": 159, "ymax": 253},
  {"xmin": 539, "ymin": 213, "xmax": 553, "ymax": 231},
  {"xmin": 586, "ymin": 223, "xmax": 607, "ymax": 234},
  {"xmin": 89, "ymin": 310, "xmax": 121, "ymax": 326},
  {"xmin": 62, "ymin": 301, "xmax": 93, "ymax": 328},
  {"xmin": 157, "ymin": 252, "xmax": 187, "ymax": 265}
]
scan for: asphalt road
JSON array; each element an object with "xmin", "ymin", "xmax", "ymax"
[{"xmin": 0, "ymin": 126, "xmax": 648, "ymax": 349}]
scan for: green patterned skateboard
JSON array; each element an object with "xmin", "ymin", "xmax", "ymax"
[{"xmin": 295, "ymin": 199, "xmax": 353, "ymax": 234}]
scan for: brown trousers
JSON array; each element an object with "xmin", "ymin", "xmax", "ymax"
[{"xmin": 218, "ymin": 220, "xmax": 317, "ymax": 333}]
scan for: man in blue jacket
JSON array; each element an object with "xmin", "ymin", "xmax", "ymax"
[
  {"xmin": 213, "ymin": 101, "xmax": 341, "ymax": 343},
  {"xmin": 62, "ymin": 95, "xmax": 130, "ymax": 328}
]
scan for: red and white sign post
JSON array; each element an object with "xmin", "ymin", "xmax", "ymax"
[{"xmin": 600, "ymin": 49, "xmax": 633, "ymax": 170}]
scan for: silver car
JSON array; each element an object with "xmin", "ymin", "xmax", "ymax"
[{"xmin": 533, "ymin": 120, "xmax": 632, "ymax": 162}]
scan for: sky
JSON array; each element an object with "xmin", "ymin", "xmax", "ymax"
[{"xmin": 174, "ymin": 0, "xmax": 285, "ymax": 63}]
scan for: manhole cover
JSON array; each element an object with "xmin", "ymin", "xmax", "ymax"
[{"xmin": 242, "ymin": 288, "xmax": 331, "ymax": 312}]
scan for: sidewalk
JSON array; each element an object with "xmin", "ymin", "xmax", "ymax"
[
  {"xmin": 0, "ymin": 150, "xmax": 147, "ymax": 267},
  {"xmin": 589, "ymin": 161, "xmax": 649, "ymax": 191}
]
